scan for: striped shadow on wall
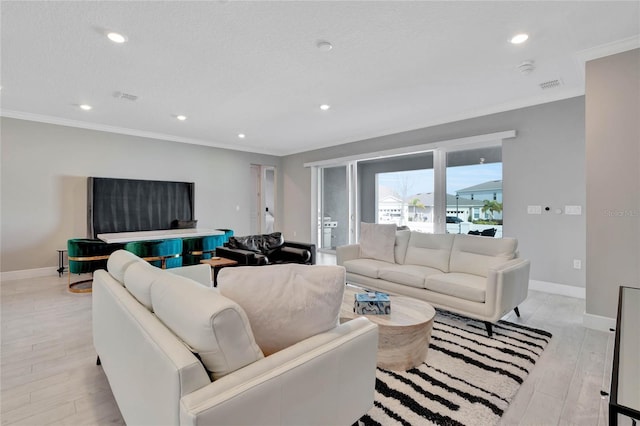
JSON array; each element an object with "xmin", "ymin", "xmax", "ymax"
[{"xmin": 359, "ymin": 311, "xmax": 552, "ymax": 426}]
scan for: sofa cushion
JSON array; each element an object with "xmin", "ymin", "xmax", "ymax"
[
  {"xmin": 343, "ymin": 258, "xmax": 389, "ymax": 279},
  {"xmin": 449, "ymin": 234, "xmax": 517, "ymax": 277},
  {"xmin": 425, "ymin": 273, "xmax": 487, "ymax": 303},
  {"xmin": 378, "ymin": 264, "xmax": 442, "ymax": 289},
  {"xmin": 107, "ymin": 249, "xmax": 145, "ymax": 284},
  {"xmin": 150, "ymin": 273, "xmax": 264, "ymax": 380},
  {"xmin": 217, "ymin": 264, "xmax": 345, "ymax": 356},
  {"xmin": 394, "ymin": 230, "xmax": 411, "ymax": 264},
  {"xmin": 123, "ymin": 260, "xmax": 164, "ymax": 310},
  {"xmin": 404, "ymin": 233, "xmax": 455, "ymax": 272},
  {"xmin": 359, "ymin": 222, "xmax": 396, "ymax": 263}
]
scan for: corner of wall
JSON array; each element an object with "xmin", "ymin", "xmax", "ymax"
[{"xmin": 582, "ymin": 312, "xmax": 616, "ymax": 332}]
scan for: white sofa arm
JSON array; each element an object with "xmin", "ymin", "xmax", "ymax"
[
  {"xmin": 169, "ymin": 264, "xmax": 212, "ymax": 287},
  {"xmin": 180, "ymin": 317, "xmax": 378, "ymax": 426},
  {"xmin": 336, "ymin": 244, "xmax": 360, "ymax": 266},
  {"xmin": 485, "ymin": 258, "xmax": 531, "ymax": 322}
]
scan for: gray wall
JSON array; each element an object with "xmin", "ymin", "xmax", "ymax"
[
  {"xmin": 282, "ymin": 96, "xmax": 586, "ymax": 289},
  {"xmin": 585, "ymin": 49, "xmax": 640, "ymax": 318},
  {"xmin": 1, "ymin": 117, "xmax": 280, "ymax": 272}
]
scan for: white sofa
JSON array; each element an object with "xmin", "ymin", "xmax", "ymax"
[
  {"xmin": 336, "ymin": 228, "xmax": 530, "ymax": 336},
  {"xmin": 93, "ymin": 250, "xmax": 378, "ymax": 426}
]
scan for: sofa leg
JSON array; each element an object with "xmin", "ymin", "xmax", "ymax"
[
  {"xmin": 96, "ymin": 356, "xmax": 101, "ymax": 366},
  {"xmin": 485, "ymin": 322, "xmax": 493, "ymax": 337},
  {"xmin": 514, "ymin": 306, "xmax": 521, "ymax": 317}
]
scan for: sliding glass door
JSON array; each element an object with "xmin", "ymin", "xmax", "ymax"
[
  {"xmin": 309, "ymin": 131, "xmax": 512, "ymax": 248},
  {"xmin": 446, "ymin": 147, "xmax": 503, "ymax": 236},
  {"xmin": 317, "ymin": 164, "xmax": 356, "ymax": 250},
  {"xmin": 359, "ymin": 151, "xmax": 435, "ymax": 233}
]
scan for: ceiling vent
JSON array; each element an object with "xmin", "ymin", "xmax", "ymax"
[
  {"xmin": 539, "ymin": 79, "xmax": 563, "ymax": 90},
  {"xmin": 113, "ymin": 91, "xmax": 138, "ymax": 101}
]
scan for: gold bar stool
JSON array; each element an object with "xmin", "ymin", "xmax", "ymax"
[
  {"xmin": 67, "ymin": 239, "xmax": 122, "ymax": 293},
  {"xmin": 124, "ymin": 238, "xmax": 183, "ymax": 269}
]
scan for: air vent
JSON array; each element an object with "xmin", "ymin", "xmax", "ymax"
[
  {"xmin": 113, "ymin": 91, "xmax": 138, "ymax": 101},
  {"xmin": 539, "ymin": 79, "xmax": 563, "ymax": 90}
]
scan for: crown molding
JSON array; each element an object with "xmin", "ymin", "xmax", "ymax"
[
  {"xmin": 573, "ymin": 35, "xmax": 640, "ymax": 82},
  {"xmin": 292, "ymin": 86, "xmax": 584, "ymax": 156},
  {"xmin": 0, "ymin": 109, "xmax": 282, "ymax": 156}
]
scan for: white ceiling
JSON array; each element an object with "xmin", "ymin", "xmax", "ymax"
[{"xmin": 1, "ymin": 1, "xmax": 639, "ymax": 156}]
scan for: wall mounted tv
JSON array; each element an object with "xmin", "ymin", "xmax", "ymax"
[{"xmin": 87, "ymin": 177, "xmax": 195, "ymax": 238}]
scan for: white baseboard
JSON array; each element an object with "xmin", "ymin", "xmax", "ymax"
[
  {"xmin": 1, "ymin": 267, "xmax": 59, "ymax": 282},
  {"xmin": 582, "ymin": 312, "xmax": 616, "ymax": 332},
  {"xmin": 528, "ymin": 280, "xmax": 616, "ymax": 332},
  {"xmin": 529, "ymin": 279, "xmax": 586, "ymax": 299}
]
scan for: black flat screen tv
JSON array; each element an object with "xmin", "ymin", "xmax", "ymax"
[{"xmin": 87, "ymin": 177, "xmax": 195, "ymax": 238}]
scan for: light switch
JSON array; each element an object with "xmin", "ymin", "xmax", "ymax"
[
  {"xmin": 565, "ymin": 205, "xmax": 582, "ymax": 215},
  {"xmin": 527, "ymin": 205, "xmax": 542, "ymax": 215}
]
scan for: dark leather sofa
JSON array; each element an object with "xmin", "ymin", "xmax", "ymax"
[{"xmin": 215, "ymin": 232, "xmax": 316, "ymax": 266}]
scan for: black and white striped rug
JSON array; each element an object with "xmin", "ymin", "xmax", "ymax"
[{"xmin": 359, "ymin": 311, "xmax": 552, "ymax": 426}]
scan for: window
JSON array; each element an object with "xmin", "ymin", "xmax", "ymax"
[
  {"xmin": 446, "ymin": 147, "xmax": 502, "ymax": 235},
  {"xmin": 308, "ymin": 131, "xmax": 513, "ymax": 248},
  {"xmin": 363, "ymin": 152, "xmax": 434, "ymax": 233}
]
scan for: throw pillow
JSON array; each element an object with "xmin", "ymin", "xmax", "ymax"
[
  {"xmin": 170, "ymin": 219, "xmax": 198, "ymax": 229},
  {"xmin": 217, "ymin": 264, "xmax": 345, "ymax": 356},
  {"xmin": 151, "ymin": 273, "xmax": 264, "ymax": 380},
  {"xmin": 359, "ymin": 222, "xmax": 396, "ymax": 263}
]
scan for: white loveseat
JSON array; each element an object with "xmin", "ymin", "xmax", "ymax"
[
  {"xmin": 336, "ymin": 226, "xmax": 530, "ymax": 336},
  {"xmin": 93, "ymin": 250, "xmax": 378, "ymax": 426}
]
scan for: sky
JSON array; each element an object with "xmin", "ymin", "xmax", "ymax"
[{"xmin": 377, "ymin": 163, "xmax": 502, "ymax": 197}]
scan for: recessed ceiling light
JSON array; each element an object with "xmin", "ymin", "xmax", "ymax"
[
  {"xmin": 176, "ymin": 115, "xmax": 187, "ymax": 121},
  {"xmin": 319, "ymin": 104, "xmax": 331, "ymax": 111},
  {"xmin": 510, "ymin": 33, "xmax": 529, "ymax": 44},
  {"xmin": 79, "ymin": 104, "xmax": 92, "ymax": 111},
  {"xmin": 238, "ymin": 133, "xmax": 246, "ymax": 139},
  {"xmin": 107, "ymin": 32, "xmax": 128, "ymax": 44}
]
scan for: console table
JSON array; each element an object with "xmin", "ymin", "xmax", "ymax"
[
  {"xmin": 97, "ymin": 228, "xmax": 224, "ymax": 244},
  {"xmin": 609, "ymin": 286, "xmax": 640, "ymax": 426}
]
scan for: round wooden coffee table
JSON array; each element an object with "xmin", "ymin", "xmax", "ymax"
[{"xmin": 341, "ymin": 285, "xmax": 436, "ymax": 371}]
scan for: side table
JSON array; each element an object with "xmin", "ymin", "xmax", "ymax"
[
  {"xmin": 200, "ymin": 257, "xmax": 238, "ymax": 287},
  {"xmin": 340, "ymin": 285, "xmax": 436, "ymax": 371},
  {"xmin": 57, "ymin": 249, "xmax": 67, "ymax": 277}
]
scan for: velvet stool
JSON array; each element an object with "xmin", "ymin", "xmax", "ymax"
[
  {"xmin": 182, "ymin": 234, "xmax": 226, "ymax": 266},
  {"xmin": 216, "ymin": 228, "xmax": 234, "ymax": 244},
  {"xmin": 67, "ymin": 238, "xmax": 123, "ymax": 293},
  {"xmin": 124, "ymin": 238, "xmax": 183, "ymax": 269}
]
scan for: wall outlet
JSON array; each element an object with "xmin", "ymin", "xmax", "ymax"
[
  {"xmin": 573, "ymin": 259, "xmax": 582, "ymax": 269},
  {"xmin": 527, "ymin": 205, "xmax": 542, "ymax": 215},
  {"xmin": 565, "ymin": 205, "xmax": 582, "ymax": 215},
  {"xmin": 293, "ymin": 231, "xmax": 297, "ymax": 237}
]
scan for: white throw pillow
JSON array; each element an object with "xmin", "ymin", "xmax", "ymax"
[
  {"xmin": 217, "ymin": 264, "xmax": 346, "ymax": 356},
  {"xmin": 151, "ymin": 273, "xmax": 264, "ymax": 380},
  {"xmin": 359, "ymin": 222, "xmax": 397, "ymax": 263}
]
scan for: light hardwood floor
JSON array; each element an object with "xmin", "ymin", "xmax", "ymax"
[{"xmin": 1, "ymin": 258, "xmax": 615, "ymax": 425}]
